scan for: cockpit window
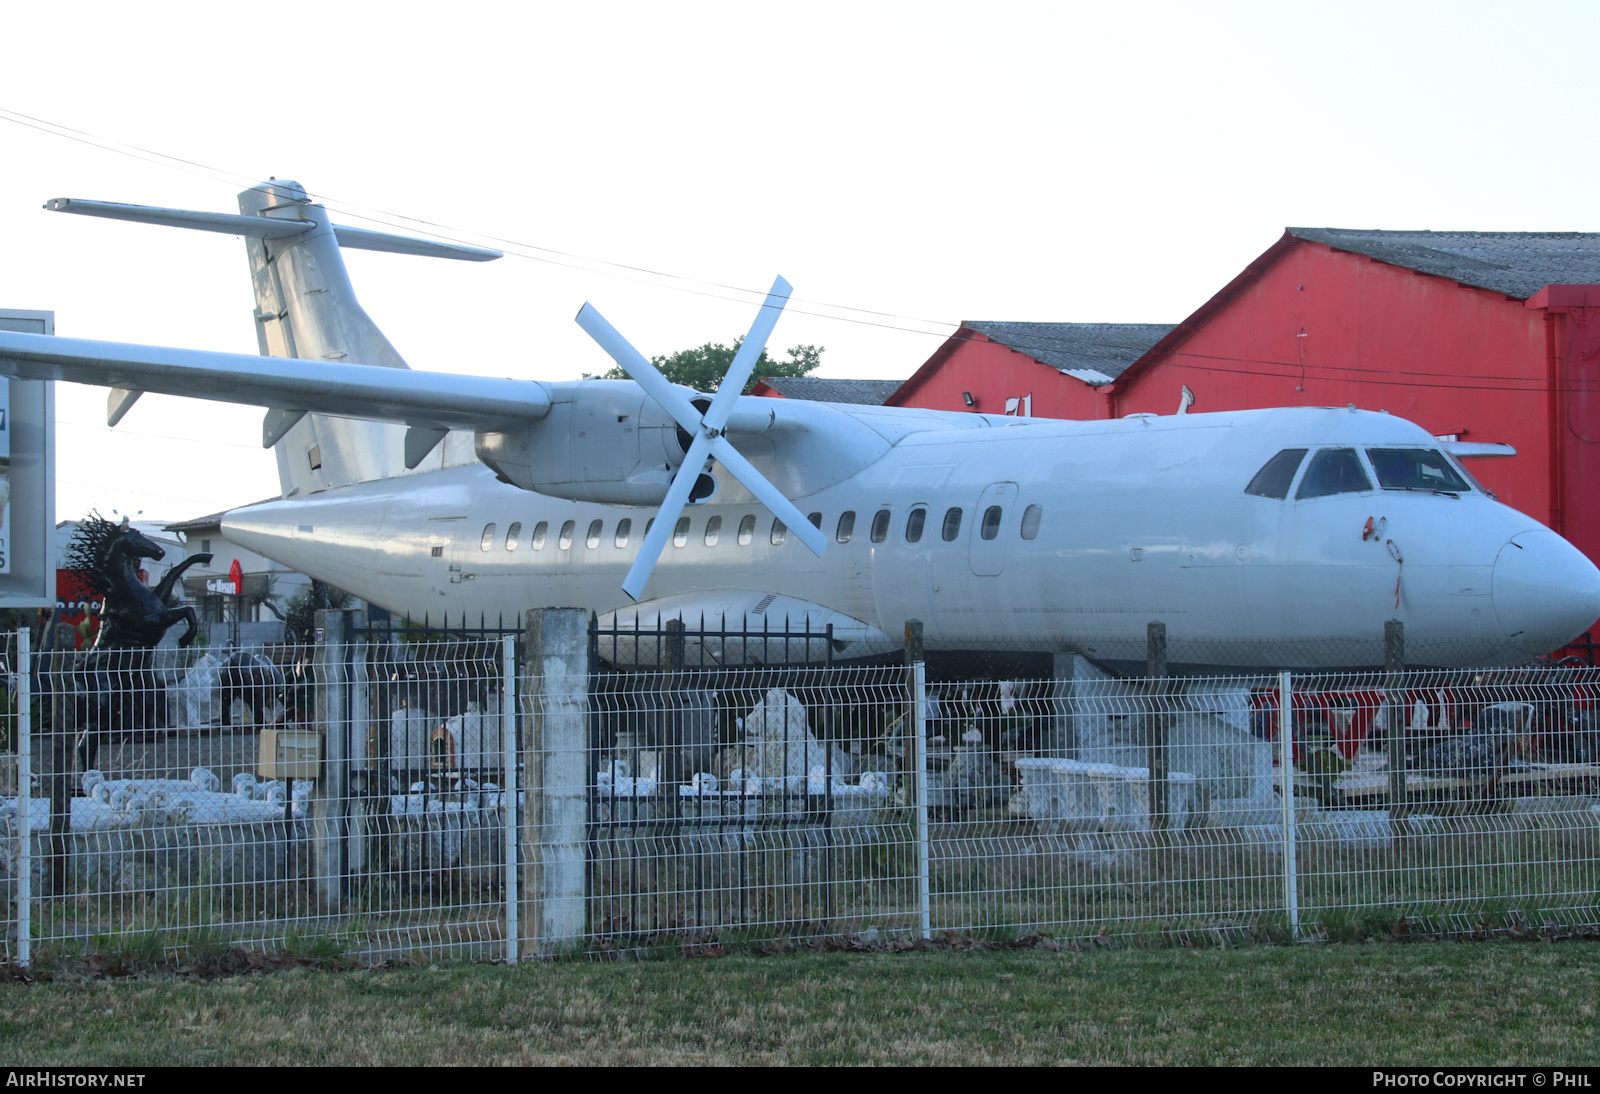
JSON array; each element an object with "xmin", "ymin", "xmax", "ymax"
[
  {"xmin": 1245, "ymin": 449, "xmax": 1308, "ymax": 499},
  {"xmin": 1366, "ymin": 448, "xmax": 1471, "ymax": 495},
  {"xmin": 1296, "ymin": 448, "xmax": 1373, "ymax": 499}
]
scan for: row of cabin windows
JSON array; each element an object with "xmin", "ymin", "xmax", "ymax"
[{"xmin": 477, "ymin": 504, "xmax": 1046, "ymax": 552}]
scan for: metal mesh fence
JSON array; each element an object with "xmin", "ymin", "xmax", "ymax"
[
  {"xmin": 1, "ymin": 633, "xmax": 518, "ymax": 966},
  {"xmin": 3, "ymin": 624, "xmax": 1597, "ymax": 965}
]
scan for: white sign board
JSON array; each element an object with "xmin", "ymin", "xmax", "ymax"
[
  {"xmin": 0, "ymin": 377, "xmax": 9, "ymax": 573},
  {"xmin": 0, "ymin": 310, "xmax": 55, "ymax": 607}
]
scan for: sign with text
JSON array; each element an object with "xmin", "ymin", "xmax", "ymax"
[{"xmin": 0, "ymin": 309, "xmax": 53, "ymax": 606}]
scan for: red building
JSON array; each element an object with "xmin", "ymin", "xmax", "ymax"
[
  {"xmin": 886, "ymin": 229, "xmax": 1600, "ymax": 571},
  {"xmin": 887, "ymin": 322, "xmax": 1176, "ymax": 419}
]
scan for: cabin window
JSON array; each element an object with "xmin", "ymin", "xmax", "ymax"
[
  {"xmin": 673, "ymin": 516, "xmax": 690, "ymax": 547},
  {"xmin": 770, "ymin": 519, "xmax": 788, "ymax": 546},
  {"xmin": 1245, "ymin": 448, "xmax": 1308, "ymax": 500},
  {"xmin": 504, "ymin": 522, "xmax": 521, "ymax": 551},
  {"xmin": 1366, "ymin": 448, "xmax": 1471, "ymax": 494},
  {"xmin": 531, "ymin": 521, "xmax": 548, "ymax": 550},
  {"xmin": 480, "ymin": 523, "xmax": 496, "ymax": 551},
  {"xmin": 941, "ymin": 508, "xmax": 963, "ymax": 542},
  {"xmin": 645, "ymin": 518, "xmax": 655, "ymax": 539},
  {"xmin": 870, "ymin": 509, "xmax": 891, "ymax": 544},
  {"xmin": 1020, "ymin": 505, "xmax": 1043, "ymax": 540},
  {"xmin": 586, "ymin": 519, "xmax": 603, "ymax": 549},
  {"xmin": 807, "ymin": 512, "xmax": 823, "ymax": 530},
  {"xmin": 905, "ymin": 507, "xmax": 927, "ymax": 544},
  {"xmin": 704, "ymin": 515, "xmax": 723, "ymax": 547},
  {"xmin": 836, "ymin": 511, "xmax": 856, "ymax": 544},
  {"xmin": 980, "ymin": 506, "xmax": 1002, "ymax": 540},
  {"xmin": 738, "ymin": 514, "xmax": 756, "ymax": 546},
  {"xmin": 1296, "ymin": 448, "xmax": 1372, "ymax": 499},
  {"xmin": 615, "ymin": 518, "xmax": 632, "ymax": 548},
  {"xmin": 558, "ymin": 520, "xmax": 575, "ymax": 550}
]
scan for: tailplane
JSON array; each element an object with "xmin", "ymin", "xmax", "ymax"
[{"xmin": 47, "ymin": 180, "xmax": 501, "ymax": 497}]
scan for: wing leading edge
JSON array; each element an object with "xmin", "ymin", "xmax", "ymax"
[{"xmin": 0, "ymin": 329, "xmax": 552, "ymax": 440}]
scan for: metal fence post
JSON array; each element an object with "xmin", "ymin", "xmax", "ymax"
[
  {"xmin": 1278, "ymin": 670, "xmax": 1299, "ymax": 938},
  {"xmin": 502, "ymin": 633, "xmax": 519, "ymax": 964},
  {"xmin": 523, "ymin": 608, "xmax": 588, "ymax": 957},
  {"xmin": 1385, "ymin": 621, "xmax": 1408, "ymax": 830},
  {"xmin": 16, "ymin": 629, "xmax": 30, "ymax": 968},
  {"xmin": 1147, "ymin": 622, "xmax": 1169, "ymax": 832},
  {"xmin": 912, "ymin": 661, "xmax": 930, "ymax": 941},
  {"xmin": 905, "ymin": 619, "xmax": 929, "ymax": 940}
]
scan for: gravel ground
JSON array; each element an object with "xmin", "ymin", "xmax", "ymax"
[{"xmin": 72, "ymin": 725, "xmax": 263, "ymax": 787}]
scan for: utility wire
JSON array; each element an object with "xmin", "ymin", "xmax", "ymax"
[{"xmin": 7, "ymin": 105, "xmax": 1598, "ymax": 394}]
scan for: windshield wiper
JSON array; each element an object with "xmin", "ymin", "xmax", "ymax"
[{"xmin": 1382, "ymin": 485, "xmax": 1461, "ymax": 497}]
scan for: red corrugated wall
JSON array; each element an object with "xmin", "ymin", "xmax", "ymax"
[
  {"xmin": 1112, "ymin": 241, "xmax": 1554, "ymax": 532},
  {"xmin": 888, "ymin": 331, "xmax": 1109, "ymax": 419}
]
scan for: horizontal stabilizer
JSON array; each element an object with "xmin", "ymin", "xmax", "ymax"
[
  {"xmin": 0, "ymin": 329, "xmax": 550, "ymax": 435},
  {"xmin": 46, "ymin": 197, "xmax": 314, "ymax": 239},
  {"xmin": 333, "ymin": 226, "xmax": 501, "ymax": 262},
  {"xmin": 46, "ymin": 197, "xmax": 502, "ymax": 262}
]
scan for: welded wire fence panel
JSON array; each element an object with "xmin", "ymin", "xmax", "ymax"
[
  {"xmin": 584, "ymin": 664, "xmax": 916, "ymax": 953},
  {"xmin": 4, "ymin": 635, "xmax": 516, "ymax": 966},
  {"xmin": 923, "ymin": 670, "xmax": 1287, "ymax": 942},
  {"xmin": 5, "ymin": 623, "xmax": 1598, "ymax": 965},
  {"xmin": 1286, "ymin": 666, "xmax": 1600, "ymax": 938},
  {"xmin": 341, "ymin": 636, "xmax": 515, "ymax": 961}
]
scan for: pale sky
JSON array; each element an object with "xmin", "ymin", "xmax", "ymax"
[{"xmin": 2, "ymin": 1, "xmax": 1597, "ymax": 524}]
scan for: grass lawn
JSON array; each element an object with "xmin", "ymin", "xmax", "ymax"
[{"xmin": 1, "ymin": 942, "xmax": 1596, "ymax": 1066}]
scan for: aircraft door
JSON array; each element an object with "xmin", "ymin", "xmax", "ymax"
[{"xmin": 969, "ymin": 482, "xmax": 1018, "ymax": 577}]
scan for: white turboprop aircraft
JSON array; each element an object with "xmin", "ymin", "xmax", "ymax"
[{"xmin": 1, "ymin": 179, "xmax": 1598, "ymax": 673}]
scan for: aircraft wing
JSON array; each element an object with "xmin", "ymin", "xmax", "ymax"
[{"xmin": 0, "ymin": 329, "xmax": 552, "ymax": 440}]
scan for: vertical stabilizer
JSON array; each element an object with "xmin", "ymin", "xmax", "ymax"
[
  {"xmin": 237, "ymin": 180, "xmax": 415, "ymax": 497},
  {"xmin": 44, "ymin": 183, "xmax": 501, "ymax": 498}
]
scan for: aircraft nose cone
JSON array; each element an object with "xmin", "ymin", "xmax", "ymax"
[{"xmin": 1492, "ymin": 529, "xmax": 1600, "ymax": 650}]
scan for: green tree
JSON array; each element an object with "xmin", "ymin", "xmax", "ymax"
[{"xmin": 603, "ymin": 337, "xmax": 823, "ymax": 395}]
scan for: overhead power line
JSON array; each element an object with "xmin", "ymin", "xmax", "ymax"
[{"xmin": 6, "ymin": 106, "xmax": 1596, "ymax": 395}]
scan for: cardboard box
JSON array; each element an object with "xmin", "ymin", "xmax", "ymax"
[{"xmin": 258, "ymin": 728, "xmax": 322, "ymax": 781}]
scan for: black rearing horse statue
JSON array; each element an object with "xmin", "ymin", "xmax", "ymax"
[{"xmin": 63, "ymin": 515, "xmax": 213, "ymax": 770}]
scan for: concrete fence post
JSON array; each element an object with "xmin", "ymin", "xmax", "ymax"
[
  {"xmin": 521, "ymin": 608, "xmax": 589, "ymax": 957},
  {"xmin": 312, "ymin": 608, "xmax": 364, "ymax": 910}
]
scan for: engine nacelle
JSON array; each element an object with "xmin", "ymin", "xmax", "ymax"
[
  {"xmin": 475, "ymin": 378, "xmax": 904, "ymax": 506},
  {"xmin": 474, "ymin": 380, "xmax": 687, "ymax": 505}
]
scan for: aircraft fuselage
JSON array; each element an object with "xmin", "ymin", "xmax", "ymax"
[{"xmin": 224, "ymin": 404, "xmax": 1600, "ymax": 672}]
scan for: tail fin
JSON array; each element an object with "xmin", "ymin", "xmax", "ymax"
[{"xmin": 47, "ymin": 180, "xmax": 501, "ymax": 497}]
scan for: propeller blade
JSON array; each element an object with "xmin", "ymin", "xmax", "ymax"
[
  {"xmin": 621, "ymin": 432, "xmax": 714, "ymax": 601},
  {"xmin": 574, "ymin": 303, "xmax": 702, "ymax": 433},
  {"xmin": 703, "ymin": 275, "xmax": 792, "ymax": 431},
  {"xmin": 709, "ymin": 434, "xmax": 827, "ymax": 557}
]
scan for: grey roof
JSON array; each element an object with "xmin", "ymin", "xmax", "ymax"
[
  {"xmin": 1288, "ymin": 228, "xmax": 1600, "ymax": 299},
  {"xmin": 964, "ymin": 321, "xmax": 1177, "ymax": 383},
  {"xmin": 757, "ymin": 376, "xmax": 904, "ymax": 404}
]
